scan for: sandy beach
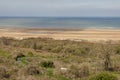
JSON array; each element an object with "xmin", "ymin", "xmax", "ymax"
[{"xmin": 0, "ymin": 27, "xmax": 120, "ymax": 42}]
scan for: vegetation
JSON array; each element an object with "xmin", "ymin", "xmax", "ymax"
[
  {"xmin": 116, "ymin": 47, "xmax": 120, "ymax": 55},
  {"xmin": 0, "ymin": 37, "xmax": 120, "ymax": 80},
  {"xmin": 89, "ymin": 72, "xmax": 118, "ymax": 80},
  {"xmin": 40, "ymin": 61, "xmax": 55, "ymax": 68},
  {"xmin": 0, "ymin": 67, "xmax": 10, "ymax": 79}
]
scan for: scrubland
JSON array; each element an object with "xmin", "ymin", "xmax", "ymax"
[{"xmin": 0, "ymin": 37, "xmax": 120, "ymax": 80}]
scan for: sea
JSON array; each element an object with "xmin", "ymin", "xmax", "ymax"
[{"xmin": 0, "ymin": 17, "xmax": 120, "ymax": 29}]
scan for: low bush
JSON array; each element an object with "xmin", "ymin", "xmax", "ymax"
[
  {"xmin": 89, "ymin": 72, "xmax": 118, "ymax": 80},
  {"xmin": 51, "ymin": 46, "xmax": 63, "ymax": 53},
  {"xmin": 115, "ymin": 48, "xmax": 120, "ymax": 55},
  {"xmin": 0, "ymin": 50, "xmax": 10, "ymax": 57},
  {"xmin": 0, "ymin": 67, "xmax": 10, "ymax": 79},
  {"xmin": 26, "ymin": 66, "xmax": 40, "ymax": 75},
  {"xmin": 40, "ymin": 61, "xmax": 55, "ymax": 68},
  {"xmin": 0, "ymin": 57, "xmax": 4, "ymax": 63},
  {"xmin": 14, "ymin": 52, "xmax": 25, "ymax": 61},
  {"xmin": 27, "ymin": 51, "xmax": 34, "ymax": 57},
  {"xmin": 64, "ymin": 64, "xmax": 89, "ymax": 79}
]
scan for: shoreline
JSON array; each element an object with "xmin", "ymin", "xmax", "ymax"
[{"xmin": 0, "ymin": 27, "xmax": 120, "ymax": 42}]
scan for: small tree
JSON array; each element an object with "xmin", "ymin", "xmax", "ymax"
[{"xmin": 101, "ymin": 45, "xmax": 113, "ymax": 71}]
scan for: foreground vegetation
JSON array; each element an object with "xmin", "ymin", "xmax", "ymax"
[{"xmin": 0, "ymin": 37, "xmax": 120, "ymax": 80}]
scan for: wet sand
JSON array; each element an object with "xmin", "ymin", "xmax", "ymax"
[{"xmin": 0, "ymin": 27, "xmax": 120, "ymax": 42}]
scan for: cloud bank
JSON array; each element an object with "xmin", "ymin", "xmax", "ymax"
[{"xmin": 0, "ymin": 0, "xmax": 120, "ymax": 17}]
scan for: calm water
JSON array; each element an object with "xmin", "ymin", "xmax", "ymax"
[{"xmin": 0, "ymin": 17, "xmax": 120, "ymax": 29}]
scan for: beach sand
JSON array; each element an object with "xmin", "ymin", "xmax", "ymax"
[{"xmin": 0, "ymin": 27, "xmax": 120, "ymax": 42}]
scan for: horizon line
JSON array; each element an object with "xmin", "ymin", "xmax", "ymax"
[{"xmin": 0, "ymin": 16, "xmax": 120, "ymax": 18}]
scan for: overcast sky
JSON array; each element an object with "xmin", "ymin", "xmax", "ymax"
[{"xmin": 0, "ymin": 0, "xmax": 120, "ymax": 17}]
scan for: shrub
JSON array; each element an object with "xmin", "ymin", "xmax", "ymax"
[
  {"xmin": 89, "ymin": 72, "xmax": 118, "ymax": 80},
  {"xmin": 115, "ymin": 48, "xmax": 120, "ymax": 55},
  {"xmin": 104, "ymin": 52, "xmax": 113, "ymax": 71},
  {"xmin": 51, "ymin": 46, "xmax": 63, "ymax": 53},
  {"xmin": 33, "ymin": 42, "xmax": 37, "ymax": 50},
  {"xmin": 73, "ymin": 48, "xmax": 89, "ymax": 56},
  {"xmin": 0, "ymin": 50, "xmax": 10, "ymax": 57},
  {"xmin": 0, "ymin": 57, "xmax": 4, "ymax": 63},
  {"xmin": 1, "ymin": 37, "xmax": 10, "ymax": 45},
  {"xmin": 0, "ymin": 67, "xmax": 10, "ymax": 79},
  {"xmin": 26, "ymin": 66, "xmax": 40, "ymax": 75},
  {"xmin": 13, "ymin": 52, "xmax": 25, "ymax": 61},
  {"xmin": 102, "ymin": 45, "xmax": 113, "ymax": 71},
  {"xmin": 40, "ymin": 61, "xmax": 55, "ymax": 68},
  {"xmin": 27, "ymin": 51, "xmax": 34, "ymax": 57},
  {"xmin": 65, "ymin": 64, "xmax": 89, "ymax": 79}
]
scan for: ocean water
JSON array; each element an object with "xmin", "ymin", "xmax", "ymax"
[{"xmin": 0, "ymin": 17, "xmax": 120, "ymax": 29}]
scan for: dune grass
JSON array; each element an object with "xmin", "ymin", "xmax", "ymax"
[{"xmin": 0, "ymin": 37, "xmax": 120, "ymax": 80}]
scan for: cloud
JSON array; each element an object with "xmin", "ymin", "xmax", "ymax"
[{"xmin": 0, "ymin": 0, "xmax": 120, "ymax": 17}]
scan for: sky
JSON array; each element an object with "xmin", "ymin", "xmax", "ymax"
[{"xmin": 0, "ymin": 0, "xmax": 120, "ymax": 17}]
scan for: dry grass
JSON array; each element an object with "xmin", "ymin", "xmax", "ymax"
[{"xmin": 0, "ymin": 37, "xmax": 120, "ymax": 80}]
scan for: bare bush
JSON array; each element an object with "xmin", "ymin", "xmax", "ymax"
[{"xmin": 101, "ymin": 45, "xmax": 114, "ymax": 71}]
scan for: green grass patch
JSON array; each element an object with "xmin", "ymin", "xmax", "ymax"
[
  {"xmin": 46, "ymin": 68, "xmax": 54, "ymax": 77},
  {"xmin": 46, "ymin": 68, "xmax": 69, "ymax": 80},
  {"xmin": 89, "ymin": 72, "xmax": 118, "ymax": 80},
  {"xmin": 55, "ymin": 75, "xmax": 70, "ymax": 80},
  {"xmin": 0, "ymin": 50, "xmax": 11, "ymax": 57}
]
